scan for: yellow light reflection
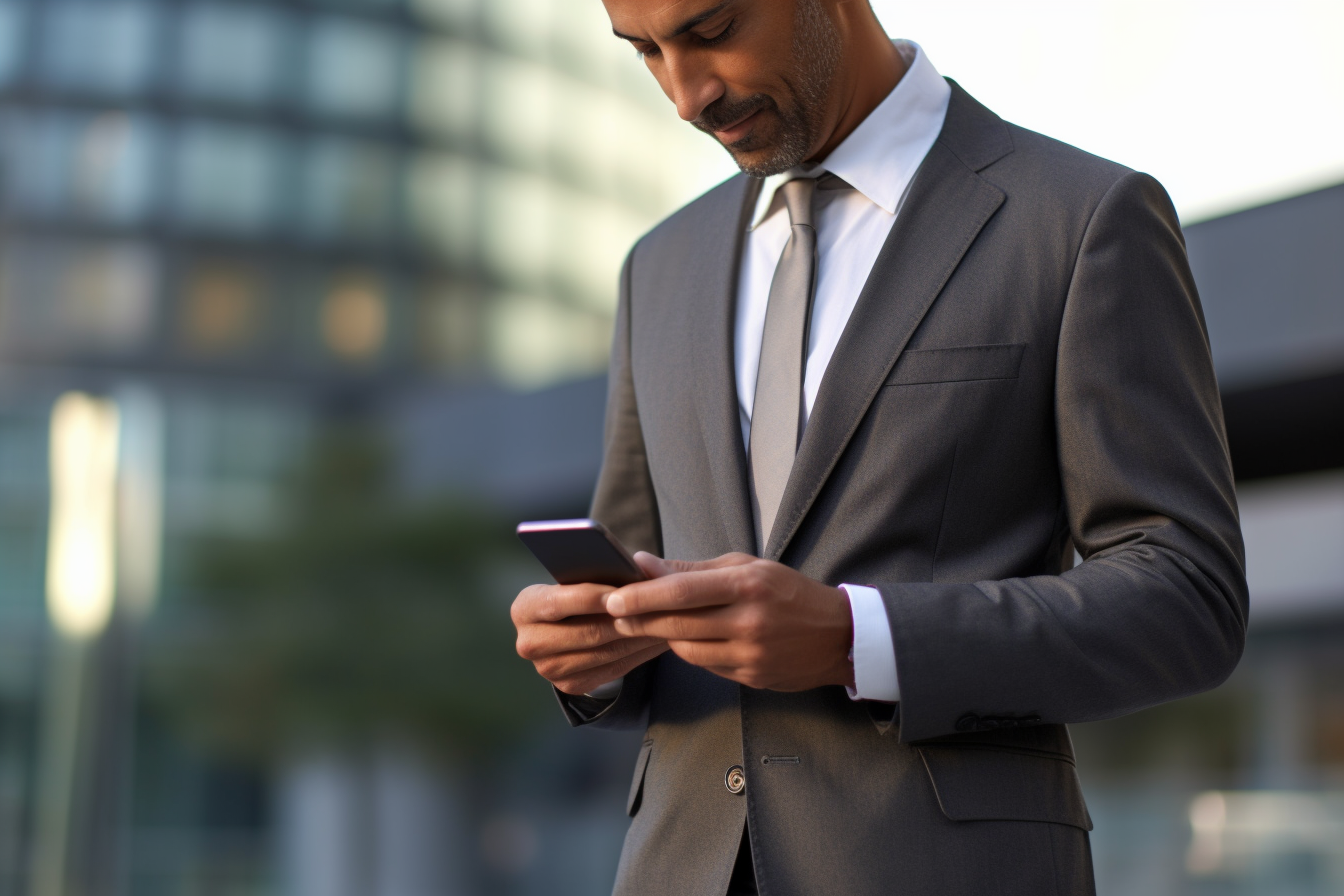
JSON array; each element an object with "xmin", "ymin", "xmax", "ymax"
[
  {"xmin": 183, "ymin": 264, "xmax": 258, "ymax": 354},
  {"xmin": 46, "ymin": 392, "xmax": 120, "ymax": 640},
  {"xmin": 322, "ymin": 275, "xmax": 387, "ymax": 362}
]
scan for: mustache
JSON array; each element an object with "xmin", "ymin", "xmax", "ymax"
[{"xmin": 692, "ymin": 93, "xmax": 773, "ymax": 135}]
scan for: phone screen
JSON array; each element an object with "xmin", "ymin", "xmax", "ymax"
[{"xmin": 516, "ymin": 519, "xmax": 646, "ymax": 587}]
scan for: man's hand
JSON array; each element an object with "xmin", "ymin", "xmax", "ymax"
[
  {"xmin": 511, "ymin": 582, "xmax": 668, "ymax": 696},
  {"xmin": 606, "ymin": 553, "xmax": 854, "ymax": 692}
]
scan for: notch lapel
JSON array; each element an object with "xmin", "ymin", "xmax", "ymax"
[
  {"xmin": 763, "ymin": 112, "xmax": 1008, "ymax": 561},
  {"xmin": 688, "ymin": 174, "xmax": 761, "ymax": 556}
]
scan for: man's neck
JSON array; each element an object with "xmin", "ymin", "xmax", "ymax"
[{"xmin": 808, "ymin": 18, "xmax": 907, "ymax": 164}]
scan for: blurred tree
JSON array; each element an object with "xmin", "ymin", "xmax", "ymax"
[{"xmin": 143, "ymin": 423, "xmax": 554, "ymax": 764}]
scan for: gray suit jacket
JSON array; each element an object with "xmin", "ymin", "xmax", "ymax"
[{"xmin": 565, "ymin": 82, "xmax": 1247, "ymax": 896}]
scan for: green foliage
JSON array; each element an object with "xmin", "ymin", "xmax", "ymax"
[{"xmin": 144, "ymin": 425, "xmax": 554, "ymax": 763}]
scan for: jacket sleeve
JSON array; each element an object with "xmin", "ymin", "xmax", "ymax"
[
  {"xmin": 554, "ymin": 245, "xmax": 663, "ymax": 731},
  {"xmin": 882, "ymin": 171, "xmax": 1248, "ymax": 743}
]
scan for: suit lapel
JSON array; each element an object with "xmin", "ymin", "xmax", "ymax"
[
  {"xmin": 689, "ymin": 174, "xmax": 761, "ymax": 556},
  {"xmin": 764, "ymin": 84, "xmax": 1010, "ymax": 561}
]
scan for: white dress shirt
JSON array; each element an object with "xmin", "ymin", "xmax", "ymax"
[
  {"xmin": 586, "ymin": 41, "xmax": 949, "ymax": 705},
  {"xmin": 735, "ymin": 41, "xmax": 950, "ymax": 702}
]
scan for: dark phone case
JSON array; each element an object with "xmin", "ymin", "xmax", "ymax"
[{"xmin": 516, "ymin": 521, "xmax": 646, "ymax": 587}]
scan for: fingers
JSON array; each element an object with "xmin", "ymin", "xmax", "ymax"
[
  {"xmin": 606, "ymin": 557, "xmax": 762, "ymax": 617},
  {"xmin": 543, "ymin": 640, "xmax": 669, "ymax": 695},
  {"xmin": 612, "ymin": 605, "xmax": 746, "ymax": 641},
  {"xmin": 515, "ymin": 613, "xmax": 631, "ymax": 661},
  {"xmin": 666, "ymin": 641, "xmax": 785, "ymax": 691},
  {"xmin": 633, "ymin": 552, "xmax": 673, "ymax": 578},
  {"xmin": 666, "ymin": 639, "xmax": 746, "ymax": 671},
  {"xmin": 552, "ymin": 641, "xmax": 670, "ymax": 696},
  {"xmin": 511, "ymin": 582, "xmax": 614, "ymax": 625}
]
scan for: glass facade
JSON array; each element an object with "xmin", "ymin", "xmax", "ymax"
[
  {"xmin": 0, "ymin": 0, "xmax": 732, "ymax": 891},
  {"xmin": 0, "ymin": 0, "xmax": 728, "ymax": 382},
  {"xmin": 177, "ymin": 3, "xmax": 289, "ymax": 106},
  {"xmin": 39, "ymin": 1, "xmax": 159, "ymax": 96}
]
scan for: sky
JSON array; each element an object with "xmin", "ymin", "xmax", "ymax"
[
  {"xmin": 870, "ymin": 0, "xmax": 1344, "ymax": 222},
  {"xmin": 673, "ymin": 1, "xmax": 1344, "ymax": 223}
]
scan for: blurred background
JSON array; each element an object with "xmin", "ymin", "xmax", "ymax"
[{"xmin": 0, "ymin": 0, "xmax": 1339, "ymax": 894}]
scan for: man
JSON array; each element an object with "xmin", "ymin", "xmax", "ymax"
[{"xmin": 511, "ymin": 1, "xmax": 1247, "ymax": 894}]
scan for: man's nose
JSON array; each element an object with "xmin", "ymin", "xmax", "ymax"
[{"xmin": 664, "ymin": 52, "xmax": 725, "ymax": 123}]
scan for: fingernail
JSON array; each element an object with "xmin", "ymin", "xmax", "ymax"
[
  {"xmin": 606, "ymin": 592, "xmax": 626, "ymax": 615},
  {"xmin": 613, "ymin": 618, "xmax": 631, "ymax": 635}
]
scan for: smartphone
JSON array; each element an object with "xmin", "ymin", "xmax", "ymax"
[{"xmin": 516, "ymin": 518, "xmax": 647, "ymax": 587}]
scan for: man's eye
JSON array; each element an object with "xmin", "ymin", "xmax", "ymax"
[
  {"xmin": 697, "ymin": 19, "xmax": 737, "ymax": 47},
  {"xmin": 634, "ymin": 43, "xmax": 661, "ymax": 59}
]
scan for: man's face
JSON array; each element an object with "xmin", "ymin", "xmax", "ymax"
[{"xmin": 603, "ymin": 0, "xmax": 842, "ymax": 177}]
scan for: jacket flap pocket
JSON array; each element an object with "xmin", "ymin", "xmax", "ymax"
[
  {"xmin": 887, "ymin": 343, "xmax": 1026, "ymax": 385},
  {"xmin": 627, "ymin": 739, "xmax": 653, "ymax": 816},
  {"xmin": 919, "ymin": 745, "xmax": 1093, "ymax": 830}
]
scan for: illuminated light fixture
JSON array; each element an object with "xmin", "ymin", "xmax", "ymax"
[
  {"xmin": 322, "ymin": 274, "xmax": 387, "ymax": 361},
  {"xmin": 46, "ymin": 392, "xmax": 121, "ymax": 640},
  {"xmin": 183, "ymin": 265, "xmax": 259, "ymax": 354}
]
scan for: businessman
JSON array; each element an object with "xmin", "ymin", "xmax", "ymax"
[{"xmin": 511, "ymin": 1, "xmax": 1247, "ymax": 894}]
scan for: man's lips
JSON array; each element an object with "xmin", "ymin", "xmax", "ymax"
[{"xmin": 712, "ymin": 108, "xmax": 763, "ymax": 144}]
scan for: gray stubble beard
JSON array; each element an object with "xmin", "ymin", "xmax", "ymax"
[{"xmin": 733, "ymin": 0, "xmax": 843, "ymax": 177}]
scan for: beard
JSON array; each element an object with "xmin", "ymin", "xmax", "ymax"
[{"xmin": 691, "ymin": 0, "xmax": 842, "ymax": 177}]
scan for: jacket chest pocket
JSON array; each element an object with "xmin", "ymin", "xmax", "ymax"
[{"xmin": 886, "ymin": 343, "xmax": 1026, "ymax": 386}]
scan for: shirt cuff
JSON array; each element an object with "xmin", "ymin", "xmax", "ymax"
[
  {"xmin": 584, "ymin": 677, "xmax": 624, "ymax": 700},
  {"xmin": 840, "ymin": 584, "xmax": 901, "ymax": 703}
]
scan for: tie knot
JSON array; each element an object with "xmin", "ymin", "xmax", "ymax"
[{"xmin": 781, "ymin": 177, "xmax": 817, "ymax": 229}]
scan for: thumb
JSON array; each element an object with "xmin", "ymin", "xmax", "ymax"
[{"xmin": 633, "ymin": 552, "xmax": 679, "ymax": 578}]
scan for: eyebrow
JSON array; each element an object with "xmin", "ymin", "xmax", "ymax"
[{"xmin": 612, "ymin": 0, "xmax": 733, "ymax": 43}]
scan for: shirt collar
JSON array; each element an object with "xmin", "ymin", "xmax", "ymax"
[{"xmin": 749, "ymin": 40, "xmax": 952, "ymax": 229}]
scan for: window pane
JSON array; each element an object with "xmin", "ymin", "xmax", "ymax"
[
  {"xmin": 299, "ymin": 138, "xmax": 397, "ymax": 242},
  {"xmin": 482, "ymin": 0, "xmax": 549, "ymax": 57},
  {"xmin": 407, "ymin": 38, "xmax": 479, "ymax": 141},
  {"xmin": 0, "ymin": 413, "xmax": 45, "ymax": 500},
  {"xmin": 485, "ymin": 292, "xmax": 610, "ymax": 388},
  {"xmin": 404, "ymin": 153, "xmax": 477, "ymax": 264},
  {"xmin": 0, "ymin": 408, "xmax": 48, "ymax": 622},
  {"xmin": 0, "ymin": 238, "xmax": 159, "ymax": 355},
  {"xmin": 408, "ymin": 0, "xmax": 474, "ymax": 30},
  {"xmin": 550, "ymin": 191, "xmax": 641, "ymax": 312},
  {"xmin": 319, "ymin": 273, "xmax": 389, "ymax": 364},
  {"xmin": 164, "ymin": 396, "xmax": 307, "ymax": 537},
  {"xmin": 481, "ymin": 55, "xmax": 552, "ymax": 168},
  {"xmin": 313, "ymin": 0, "xmax": 399, "ymax": 9},
  {"xmin": 552, "ymin": 0, "xmax": 630, "ymax": 82},
  {"xmin": 306, "ymin": 18, "xmax": 402, "ymax": 120},
  {"xmin": 415, "ymin": 279, "xmax": 479, "ymax": 371},
  {"xmin": 178, "ymin": 261, "xmax": 266, "ymax": 357},
  {"xmin": 550, "ymin": 80, "xmax": 625, "ymax": 193},
  {"xmin": 480, "ymin": 167, "xmax": 550, "ymax": 287},
  {"xmin": 174, "ymin": 122, "xmax": 285, "ymax": 233},
  {"xmin": 0, "ymin": 1, "xmax": 27, "ymax": 87},
  {"xmin": 178, "ymin": 3, "xmax": 287, "ymax": 105},
  {"xmin": 40, "ymin": 0, "xmax": 157, "ymax": 95},
  {"xmin": 0, "ymin": 111, "xmax": 158, "ymax": 223}
]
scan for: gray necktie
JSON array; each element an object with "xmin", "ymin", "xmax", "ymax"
[{"xmin": 749, "ymin": 177, "xmax": 819, "ymax": 552}]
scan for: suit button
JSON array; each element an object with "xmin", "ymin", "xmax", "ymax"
[
  {"xmin": 725, "ymin": 765, "xmax": 746, "ymax": 794},
  {"xmin": 955, "ymin": 713, "xmax": 981, "ymax": 732}
]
